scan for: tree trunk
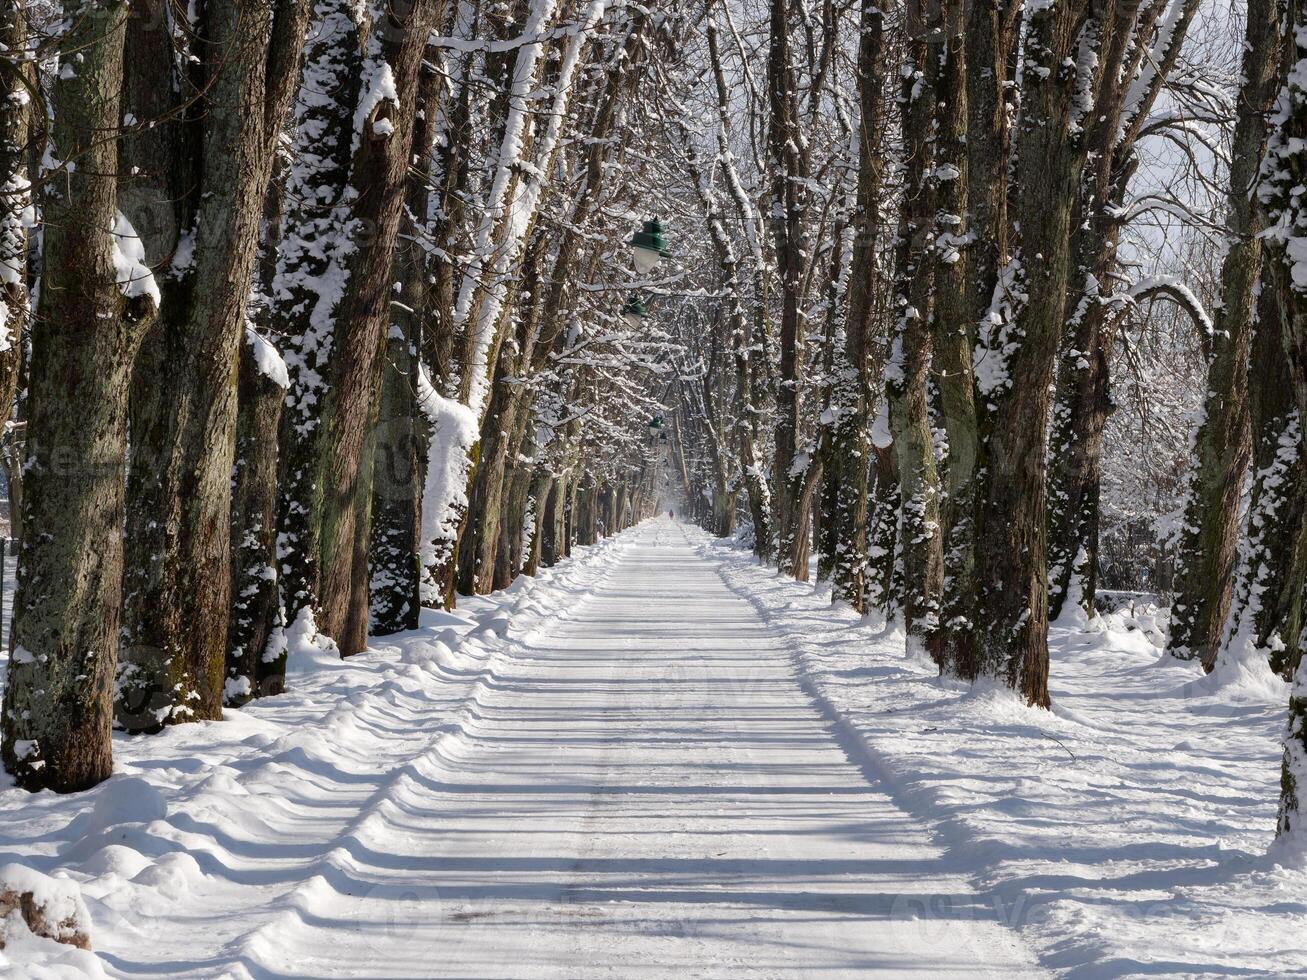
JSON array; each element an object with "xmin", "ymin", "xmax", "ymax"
[
  {"xmin": 369, "ymin": 56, "xmax": 441, "ymax": 635},
  {"xmin": 118, "ymin": 0, "xmax": 308, "ymax": 729},
  {"xmin": 767, "ymin": 0, "xmax": 808, "ymax": 574},
  {"xmin": 2, "ymin": 0, "xmax": 147, "ymax": 789},
  {"xmin": 1167, "ymin": 0, "xmax": 1282, "ymax": 668},
  {"xmin": 828, "ymin": 0, "xmax": 886, "ymax": 611},
  {"xmin": 368, "ymin": 331, "xmax": 424, "ymax": 634},
  {"xmin": 866, "ymin": 442, "xmax": 900, "ymax": 616},
  {"xmin": 1264, "ymin": 1, "xmax": 1307, "ymax": 841},
  {"xmin": 226, "ymin": 333, "xmax": 289, "ymax": 705},
  {"xmin": 0, "ymin": 0, "xmax": 29, "ymax": 496},
  {"xmin": 927, "ymin": 0, "xmax": 981, "ymax": 665},
  {"xmin": 944, "ymin": 0, "xmax": 1097, "ymax": 705},
  {"xmin": 887, "ymin": 0, "xmax": 943, "ymax": 649},
  {"xmin": 1221, "ymin": 269, "xmax": 1307, "ymax": 681},
  {"xmin": 273, "ymin": 0, "xmax": 439, "ymax": 653}
]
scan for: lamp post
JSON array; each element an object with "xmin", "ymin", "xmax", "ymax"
[
  {"xmin": 630, "ymin": 217, "xmax": 670, "ymax": 276},
  {"xmin": 626, "ymin": 219, "xmax": 671, "ymax": 452},
  {"xmin": 621, "ymin": 295, "xmax": 648, "ymax": 328}
]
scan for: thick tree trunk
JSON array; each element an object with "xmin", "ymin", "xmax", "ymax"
[
  {"xmin": 931, "ymin": 0, "xmax": 1016, "ymax": 669},
  {"xmin": 1046, "ymin": 298, "xmax": 1114, "ymax": 621},
  {"xmin": 118, "ymin": 0, "xmax": 308, "ymax": 729},
  {"xmin": 0, "ymin": 0, "xmax": 29, "ymax": 476},
  {"xmin": 1221, "ymin": 271, "xmax": 1306, "ymax": 681},
  {"xmin": 0, "ymin": 4, "xmax": 26, "ymax": 561},
  {"xmin": 369, "ymin": 57, "xmax": 441, "ymax": 635},
  {"xmin": 945, "ymin": 0, "xmax": 1097, "ymax": 705},
  {"xmin": 368, "ymin": 331, "xmax": 424, "ymax": 634},
  {"xmin": 2, "ymin": 0, "xmax": 146, "ymax": 789},
  {"xmin": 1264, "ymin": 2, "xmax": 1307, "ymax": 841},
  {"xmin": 541, "ymin": 473, "xmax": 566, "ymax": 568},
  {"xmin": 503, "ymin": 449, "xmax": 534, "ymax": 578},
  {"xmin": 865, "ymin": 442, "xmax": 900, "ymax": 615},
  {"xmin": 828, "ymin": 0, "xmax": 886, "ymax": 610},
  {"xmin": 456, "ymin": 235, "xmax": 569, "ymax": 594},
  {"xmin": 927, "ymin": 0, "xmax": 981, "ymax": 665},
  {"xmin": 274, "ymin": 0, "xmax": 438, "ymax": 653},
  {"xmin": 524, "ymin": 471, "xmax": 553, "ymax": 576},
  {"xmin": 1168, "ymin": 0, "xmax": 1282, "ymax": 668}
]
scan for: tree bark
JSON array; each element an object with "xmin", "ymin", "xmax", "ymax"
[
  {"xmin": 226, "ymin": 333, "xmax": 289, "ymax": 705},
  {"xmin": 1221, "ymin": 268, "xmax": 1306, "ymax": 681},
  {"xmin": 887, "ymin": 0, "xmax": 943, "ymax": 648},
  {"xmin": 1167, "ymin": 0, "xmax": 1282, "ymax": 667},
  {"xmin": 273, "ymin": 0, "xmax": 439, "ymax": 653},
  {"xmin": 767, "ymin": 0, "xmax": 809, "ymax": 575},
  {"xmin": 828, "ymin": 0, "xmax": 886, "ymax": 611},
  {"xmin": 0, "ymin": 0, "xmax": 30, "ymax": 476},
  {"xmin": 369, "ymin": 56, "xmax": 442, "ymax": 635},
  {"xmin": 117, "ymin": 0, "xmax": 309, "ymax": 729},
  {"xmin": 1263, "ymin": 0, "xmax": 1307, "ymax": 841},
  {"xmin": 2, "ymin": 0, "xmax": 147, "ymax": 790},
  {"xmin": 944, "ymin": 0, "xmax": 1097, "ymax": 704}
]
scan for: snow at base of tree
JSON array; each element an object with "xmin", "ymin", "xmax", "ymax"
[
  {"xmin": 693, "ymin": 525, "xmax": 1307, "ymax": 977},
  {"xmin": 0, "ymin": 522, "xmax": 1302, "ymax": 975},
  {"xmin": 0, "ymin": 533, "xmax": 629, "ymax": 976}
]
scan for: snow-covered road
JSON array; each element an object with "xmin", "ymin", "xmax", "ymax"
[
  {"xmin": 2, "ymin": 520, "xmax": 1044, "ymax": 978},
  {"xmin": 248, "ymin": 521, "xmax": 1038, "ymax": 977}
]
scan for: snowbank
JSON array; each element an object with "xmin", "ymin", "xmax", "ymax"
[
  {"xmin": 689, "ymin": 526, "xmax": 1307, "ymax": 978},
  {"xmin": 0, "ymin": 532, "xmax": 633, "ymax": 977}
]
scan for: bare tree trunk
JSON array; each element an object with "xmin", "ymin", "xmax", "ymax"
[
  {"xmin": 1221, "ymin": 268, "xmax": 1306, "ymax": 681},
  {"xmin": 226, "ymin": 334, "xmax": 289, "ymax": 705},
  {"xmin": 0, "ymin": 1, "xmax": 25, "ymax": 560},
  {"xmin": 274, "ymin": 0, "xmax": 439, "ymax": 654},
  {"xmin": 865, "ymin": 442, "xmax": 900, "ymax": 615},
  {"xmin": 829, "ymin": 0, "xmax": 886, "ymax": 611},
  {"xmin": 0, "ymin": 0, "xmax": 29, "ymax": 492},
  {"xmin": 767, "ymin": 0, "xmax": 809, "ymax": 575},
  {"xmin": 887, "ymin": 0, "xmax": 943, "ymax": 648},
  {"xmin": 2, "ymin": 0, "xmax": 149, "ymax": 789},
  {"xmin": 926, "ymin": 0, "xmax": 980, "ymax": 665},
  {"xmin": 368, "ymin": 329, "xmax": 424, "ymax": 634},
  {"xmin": 1168, "ymin": 0, "xmax": 1282, "ymax": 667},
  {"xmin": 932, "ymin": 0, "xmax": 1018, "ymax": 670},
  {"xmin": 458, "ymin": 238, "xmax": 545, "ymax": 595},
  {"xmin": 524, "ymin": 471, "xmax": 553, "ymax": 576},
  {"xmin": 117, "ymin": 0, "xmax": 309, "ymax": 729},
  {"xmin": 369, "ymin": 57, "xmax": 441, "ymax": 635},
  {"xmin": 944, "ymin": 0, "xmax": 1098, "ymax": 705},
  {"xmin": 1263, "ymin": 0, "xmax": 1307, "ymax": 842}
]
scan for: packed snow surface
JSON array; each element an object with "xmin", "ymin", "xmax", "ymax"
[{"xmin": 0, "ymin": 520, "xmax": 1301, "ymax": 976}]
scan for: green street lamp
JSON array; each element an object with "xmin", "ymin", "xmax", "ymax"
[
  {"xmin": 630, "ymin": 218, "xmax": 670, "ymax": 275},
  {"xmin": 621, "ymin": 295, "xmax": 648, "ymax": 328},
  {"xmin": 648, "ymin": 414, "xmax": 664, "ymax": 437}
]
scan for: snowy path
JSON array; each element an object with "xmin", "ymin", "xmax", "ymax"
[
  {"xmin": 236, "ymin": 520, "xmax": 1039, "ymax": 978},
  {"xmin": 7, "ymin": 521, "xmax": 1043, "ymax": 978}
]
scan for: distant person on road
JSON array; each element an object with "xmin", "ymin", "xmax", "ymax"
[{"xmin": 669, "ymin": 510, "xmax": 674, "ymax": 520}]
